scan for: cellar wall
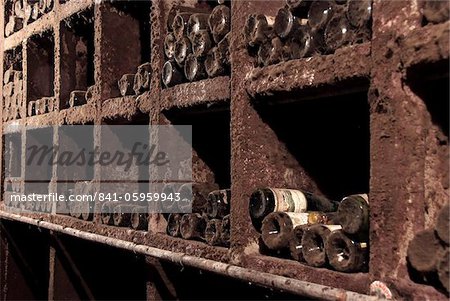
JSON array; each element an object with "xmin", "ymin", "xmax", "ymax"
[{"xmin": 0, "ymin": 0, "xmax": 449, "ymax": 300}]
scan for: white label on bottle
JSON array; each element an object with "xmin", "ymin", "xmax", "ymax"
[
  {"xmin": 359, "ymin": 242, "xmax": 368, "ymax": 249},
  {"xmin": 285, "ymin": 212, "xmax": 309, "ymax": 227},
  {"xmin": 270, "ymin": 188, "xmax": 307, "ymax": 213},
  {"xmin": 323, "ymin": 225, "xmax": 342, "ymax": 232}
]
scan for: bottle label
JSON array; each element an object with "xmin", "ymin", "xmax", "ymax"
[
  {"xmin": 285, "ymin": 212, "xmax": 309, "ymax": 227},
  {"xmin": 270, "ymin": 188, "xmax": 307, "ymax": 213},
  {"xmin": 359, "ymin": 242, "xmax": 368, "ymax": 249},
  {"xmin": 323, "ymin": 224, "xmax": 342, "ymax": 232}
]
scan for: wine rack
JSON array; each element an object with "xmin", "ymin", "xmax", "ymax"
[{"xmin": 0, "ymin": 0, "xmax": 448, "ymax": 300}]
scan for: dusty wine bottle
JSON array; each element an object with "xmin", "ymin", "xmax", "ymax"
[
  {"xmin": 27, "ymin": 100, "xmax": 36, "ymax": 116},
  {"xmin": 244, "ymin": 14, "xmax": 275, "ymax": 47},
  {"xmin": 167, "ymin": 213, "xmax": 182, "ymax": 237},
  {"xmin": 204, "ymin": 40, "xmax": 228, "ymax": 78},
  {"xmin": 324, "ymin": 15, "xmax": 352, "ymax": 52},
  {"xmin": 274, "ymin": 6, "xmax": 307, "ymax": 39},
  {"xmin": 285, "ymin": 24, "xmax": 311, "ymax": 59},
  {"xmin": 164, "ymin": 33, "xmax": 176, "ymax": 60},
  {"xmin": 187, "ymin": 13, "xmax": 210, "ymax": 37},
  {"xmin": 101, "ymin": 202, "xmax": 114, "ymax": 225},
  {"xmin": 174, "ymin": 36, "xmax": 192, "ymax": 67},
  {"xmin": 346, "ymin": 0, "xmax": 372, "ymax": 29},
  {"xmin": 172, "ymin": 12, "xmax": 192, "ymax": 38},
  {"xmin": 407, "ymin": 229, "xmax": 446, "ymax": 273},
  {"xmin": 221, "ymin": 214, "xmax": 230, "ymax": 247},
  {"xmin": 249, "ymin": 188, "xmax": 338, "ymax": 232},
  {"xmin": 69, "ymin": 90, "xmax": 87, "ymax": 107},
  {"xmin": 160, "ymin": 183, "xmax": 180, "ymax": 213},
  {"xmin": 113, "ymin": 204, "xmax": 133, "ymax": 227},
  {"xmin": 209, "ymin": 5, "xmax": 230, "ymax": 43},
  {"xmin": 307, "ymin": 0, "xmax": 335, "ymax": 29},
  {"xmin": 131, "ymin": 206, "xmax": 148, "ymax": 230},
  {"xmin": 184, "ymin": 54, "xmax": 207, "ymax": 82},
  {"xmin": 133, "ymin": 62, "xmax": 152, "ymax": 94},
  {"xmin": 206, "ymin": 189, "xmax": 231, "ymax": 219},
  {"xmin": 289, "ymin": 224, "xmax": 309, "ymax": 262},
  {"xmin": 180, "ymin": 213, "xmax": 207, "ymax": 240},
  {"xmin": 190, "ymin": 30, "xmax": 213, "ymax": 57},
  {"xmin": 301, "ymin": 224, "xmax": 342, "ymax": 267},
  {"xmin": 162, "ymin": 60, "xmax": 184, "ymax": 88},
  {"xmin": 435, "ymin": 204, "xmax": 449, "ymax": 245},
  {"xmin": 337, "ymin": 194, "xmax": 369, "ymax": 236},
  {"xmin": 286, "ymin": 0, "xmax": 313, "ymax": 18},
  {"xmin": 205, "ymin": 219, "xmax": 224, "ymax": 246},
  {"xmin": 178, "ymin": 182, "xmax": 216, "ymax": 213},
  {"xmin": 257, "ymin": 36, "xmax": 288, "ymax": 66},
  {"xmin": 325, "ymin": 230, "xmax": 368, "ymax": 272},
  {"xmin": 261, "ymin": 212, "xmax": 310, "ymax": 250},
  {"xmin": 118, "ymin": 74, "xmax": 135, "ymax": 96}
]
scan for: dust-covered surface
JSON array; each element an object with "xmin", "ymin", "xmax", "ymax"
[
  {"xmin": 160, "ymin": 76, "xmax": 230, "ymax": 110},
  {"xmin": 246, "ymin": 42, "xmax": 371, "ymax": 98},
  {"xmin": 0, "ymin": 0, "xmax": 449, "ymax": 299}
]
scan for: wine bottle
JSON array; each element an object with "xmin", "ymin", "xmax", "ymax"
[
  {"xmin": 164, "ymin": 33, "xmax": 176, "ymax": 60},
  {"xmin": 160, "ymin": 183, "xmax": 180, "ymax": 213},
  {"xmin": 167, "ymin": 213, "xmax": 182, "ymax": 237},
  {"xmin": 27, "ymin": 100, "xmax": 36, "ymax": 116},
  {"xmin": 187, "ymin": 13, "xmax": 210, "ymax": 38},
  {"xmin": 206, "ymin": 189, "xmax": 231, "ymax": 219},
  {"xmin": 184, "ymin": 54, "xmax": 207, "ymax": 82},
  {"xmin": 274, "ymin": 6, "xmax": 307, "ymax": 39},
  {"xmin": 101, "ymin": 202, "xmax": 114, "ymax": 225},
  {"xmin": 221, "ymin": 214, "xmax": 230, "ymax": 247},
  {"xmin": 205, "ymin": 219, "xmax": 223, "ymax": 246},
  {"xmin": 174, "ymin": 36, "xmax": 192, "ymax": 67},
  {"xmin": 118, "ymin": 74, "xmax": 135, "ymax": 96},
  {"xmin": 337, "ymin": 194, "xmax": 369, "ymax": 236},
  {"xmin": 261, "ymin": 211, "xmax": 310, "ymax": 250},
  {"xmin": 285, "ymin": 0, "xmax": 313, "ymax": 18},
  {"xmin": 172, "ymin": 12, "xmax": 192, "ymax": 38},
  {"xmin": 113, "ymin": 204, "xmax": 133, "ymax": 227},
  {"xmin": 435, "ymin": 204, "xmax": 449, "ymax": 245},
  {"xmin": 180, "ymin": 213, "xmax": 207, "ymax": 240},
  {"xmin": 208, "ymin": 5, "xmax": 230, "ymax": 43},
  {"xmin": 325, "ymin": 229, "xmax": 368, "ymax": 272},
  {"xmin": 131, "ymin": 206, "xmax": 148, "ymax": 230},
  {"xmin": 289, "ymin": 224, "xmax": 308, "ymax": 261},
  {"xmin": 407, "ymin": 229, "xmax": 446, "ymax": 273},
  {"xmin": 346, "ymin": 0, "xmax": 372, "ymax": 29},
  {"xmin": 85, "ymin": 85, "xmax": 95, "ymax": 103},
  {"xmin": 133, "ymin": 62, "xmax": 152, "ymax": 95},
  {"xmin": 257, "ymin": 36, "xmax": 288, "ymax": 66},
  {"xmin": 190, "ymin": 30, "xmax": 213, "ymax": 57},
  {"xmin": 324, "ymin": 15, "xmax": 352, "ymax": 52},
  {"xmin": 178, "ymin": 182, "xmax": 215, "ymax": 213},
  {"xmin": 249, "ymin": 188, "xmax": 338, "ymax": 232},
  {"xmin": 437, "ymin": 248, "xmax": 449, "ymax": 293},
  {"xmin": 69, "ymin": 90, "xmax": 87, "ymax": 107},
  {"xmin": 301, "ymin": 224, "xmax": 342, "ymax": 267},
  {"xmin": 285, "ymin": 24, "xmax": 310, "ymax": 59},
  {"xmin": 244, "ymin": 14, "xmax": 275, "ymax": 47},
  {"xmin": 307, "ymin": 0, "xmax": 335, "ymax": 29},
  {"xmin": 204, "ymin": 33, "xmax": 229, "ymax": 78},
  {"xmin": 162, "ymin": 60, "xmax": 184, "ymax": 88}
]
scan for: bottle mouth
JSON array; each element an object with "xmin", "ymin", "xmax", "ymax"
[
  {"xmin": 274, "ymin": 7, "xmax": 294, "ymax": 38},
  {"xmin": 164, "ymin": 34, "xmax": 175, "ymax": 59},
  {"xmin": 184, "ymin": 55, "xmax": 198, "ymax": 81},
  {"xmin": 162, "ymin": 61, "xmax": 173, "ymax": 86},
  {"xmin": 249, "ymin": 190, "xmax": 267, "ymax": 219},
  {"xmin": 206, "ymin": 193, "xmax": 218, "ymax": 217},
  {"xmin": 173, "ymin": 14, "xmax": 185, "ymax": 37}
]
